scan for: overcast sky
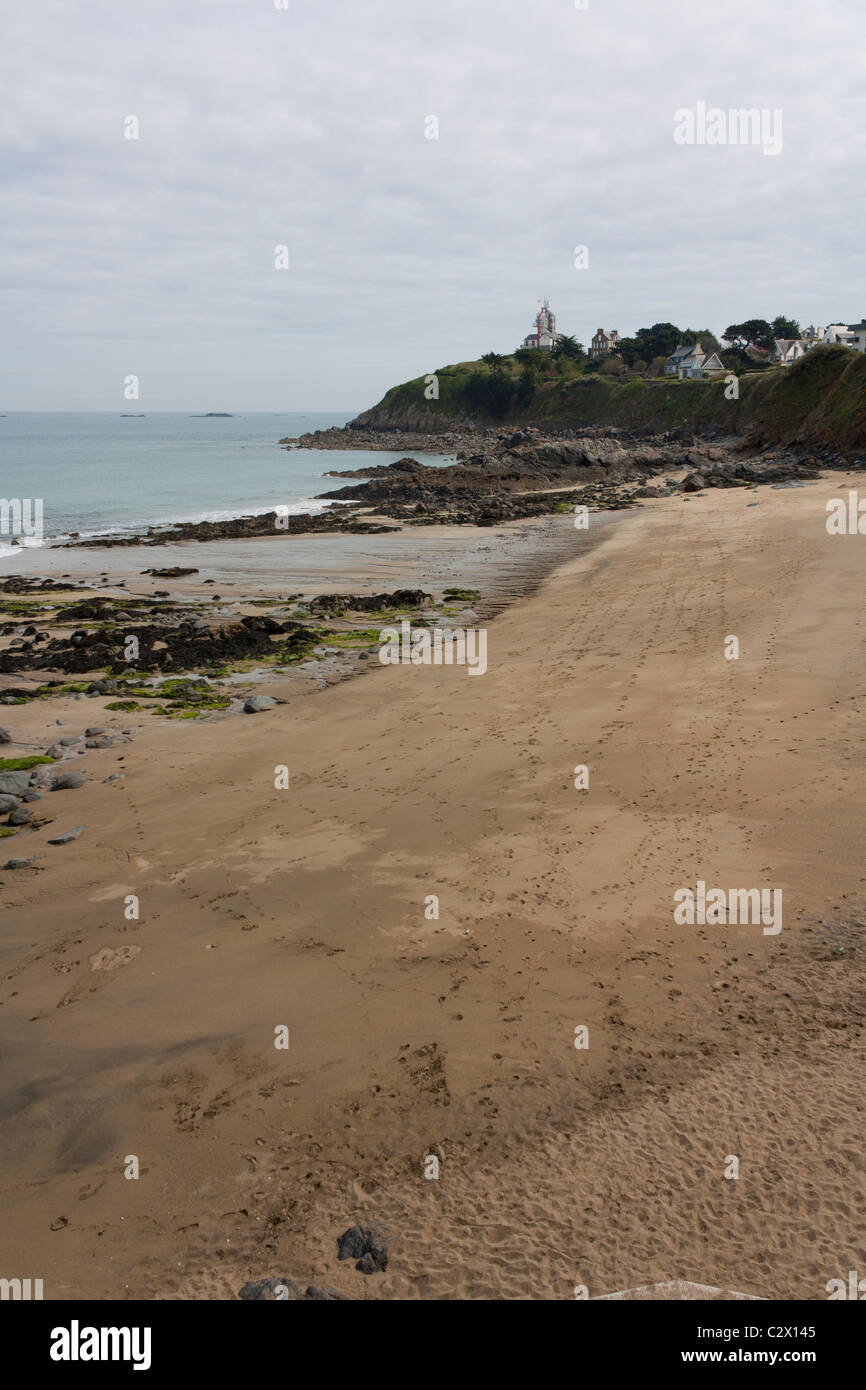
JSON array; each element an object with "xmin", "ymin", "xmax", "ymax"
[{"xmin": 2, "ymin": 0, "xmax": 863, "ymax": 412}]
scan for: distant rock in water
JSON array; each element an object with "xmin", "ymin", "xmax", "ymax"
[
  {"xmin": 324, "ymin": 457, "xmax": 426, "ymax": 478},
  {"xmin": 190, "ymin": 412, "xmax": 233, "ymax": 417}
]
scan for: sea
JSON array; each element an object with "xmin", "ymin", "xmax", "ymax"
[{"xmin": 0, "ymin": 412, "xmax": 454, "ymax": 558}]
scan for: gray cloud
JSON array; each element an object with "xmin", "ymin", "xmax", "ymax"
[{"xmin": 1, "ymin": 0, "xmax": 863, "ymax": 409}]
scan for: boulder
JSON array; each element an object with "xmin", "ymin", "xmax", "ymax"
[
  {"xmin": 336, "ymin": 1223, "xmax": 390, "ymax": 1273},
  {"xmin": 243, "ymin": 695, "xmax": 276, "ymax": 714},
  {"xmin": 0, "ymin": 771, "xmax": 30, "ymax": 795},
  {"xmin": 0, "ymin": 727, "xmax": 11, "ymax": 743},
  {"xmin": 47, "ymin": 825, "xmax": 85, "ymax": 845},
  {"xmin": 50, "ymin": 772, "xmax": 87, "ymax": 791},
  {"xmin": 681, "ymin": 472, "xmax": 706, "ymax": 492}
]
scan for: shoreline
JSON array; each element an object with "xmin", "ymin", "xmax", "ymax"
[{"xmin": 22, "ymin": 419, "xmax": 835, "ymax": 557}]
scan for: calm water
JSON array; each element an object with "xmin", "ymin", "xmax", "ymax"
[{"xmin": 0, "ymin": 412, "xmax": 452, "ymax": 553}]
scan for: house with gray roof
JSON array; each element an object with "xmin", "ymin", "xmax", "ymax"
[{"xmin": 664, "ymin": 342, "xmax": 725, "ymax": 379}]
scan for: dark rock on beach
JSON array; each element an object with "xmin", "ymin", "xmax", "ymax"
[
  {"xmin": 0, "ymin": 614, "xmax": 322, "ymax": 678},
  {"xmin": 336, "ymin": 1223, "xmax": 390, "ymax": 1273},
  {"xmin": 308, "ymin": 588, "xmax": 432, "ymax": 617},
  {"xmin": 47, "ymin": 825, "xmax": 85, "ymax": 844},
  {"xmin": 141, "ymin": 567, "xmax": 200, "ymax": 577},
  {"xmin": 243, "ymin": 695, "xmax": 276, "ymax": 713}
]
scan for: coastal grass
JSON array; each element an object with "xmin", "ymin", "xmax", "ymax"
[
  {"xmin": 0, "ymin": 601, "xmax": 55, "ymax": 615},
  {"xmin": 153, "ymin": 697, "xmax": 230, "ymax": 718},
  {"xmin": 0, "ymin": 755, "xmax": 54, "ymax": 770},
  {"xmin": 319, "ymin": 628, "xmax": 381, "ymax": 648}
]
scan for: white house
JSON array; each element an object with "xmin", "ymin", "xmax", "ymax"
[
  {"xmin": 844, "ymin": 320, "xmax": 866, "ymax": 352},
  {"xmin": 773, "ymin": 338, "xmax": 809, "ymax": 365},
  {"xmin": 821, "ymin": 323, "xmax": 854, "ymax": 346}
]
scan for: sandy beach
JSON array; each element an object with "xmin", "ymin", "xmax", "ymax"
[{"xmin": 1, "ymin": 477, "xmax": 864, "ymax": 1301}]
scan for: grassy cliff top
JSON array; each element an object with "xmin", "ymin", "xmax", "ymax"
[{"xmin": 352, "ymin": 345, "xmax": 866, "ymax": 449}]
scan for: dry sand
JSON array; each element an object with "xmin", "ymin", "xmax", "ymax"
[{"xmin": 1, "ymin": 478, "xmax": 864, "ymax": 1301}]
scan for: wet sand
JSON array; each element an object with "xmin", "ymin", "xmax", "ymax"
[{"xmin": 4, "ymin": 513, "xmax": 596, "ymax": 614}]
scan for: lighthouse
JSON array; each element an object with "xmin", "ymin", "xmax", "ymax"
[{"xmin": 520, "ymin": 299, "xmax": 560, "ymax": 351}]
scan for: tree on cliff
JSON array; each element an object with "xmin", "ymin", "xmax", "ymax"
[
  {"xmin": 552, "ymin": 334, "xmax": 586, "ymax": 360},
  {"xmin": 772, "ymin": 315, "xmax": 801, "ymax": 339},
  {"xmin": 722, "ymin": 319, "xmax": 776, "ymax": 362},
  {"xmin": 617, "ymin": 323, "xmax": 681, "ymax": 366},
  {"xmin": 481, "ymin": 352, "xmax": 505, "ymax": 379},
  {"xmin": 681, "ymin": 328, "xmax": 722, "ymax": 354}
]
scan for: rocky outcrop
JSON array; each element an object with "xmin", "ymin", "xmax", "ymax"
[
  {"xmin": 308, "ymin": 589, "xmax": 433, "ymax": 617},
  {"xmin": 0, "ymin": 614, "xmax": 323, "ymax": 676}
]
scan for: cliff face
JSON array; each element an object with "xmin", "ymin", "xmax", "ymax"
[{"xmin": 352, "ymin": 346, "xmax": 866, "ymax": 450}]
